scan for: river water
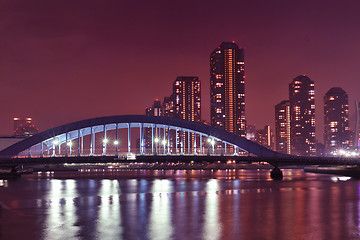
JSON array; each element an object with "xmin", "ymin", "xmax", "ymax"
[{"xmin": 0, "ymin": 169, "xmax": 359, "ymax": 240}]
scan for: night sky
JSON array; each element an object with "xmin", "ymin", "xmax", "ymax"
[{"xmin": 1, "ymin": 0, "xmax": 360, "ymax": 142}]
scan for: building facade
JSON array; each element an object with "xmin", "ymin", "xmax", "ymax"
[
  {"xmin": 275, "ymin": 100, "xmax": 291, "ymax": 154},
  {"xmin": 173, "ymin": 76, "xmax": 201, "ymax": 123},
  {"xmin": 210, "ymin": 42, "xmax": 246, "ymax": 137},
  {"xmin": 255, "ymin": 125, "xmax": 274, "ymax": 150},
  {"xmin": 144, "ymin": 99, "xmax": 163, "ymax": 150},
  {"xmin": 13, "ymin": 117, "xmax": 39, "ymax": 137},
  {"xmin": 324, "ymin": 87, "xmax": 351, "ymax": 154},
  {"xmin": 354, "ymin": 101, "xmax": 360, "ymax": 150},
  {"xmin": 289, "ymin": 75, "xmax": 316, "ymax": 156}
]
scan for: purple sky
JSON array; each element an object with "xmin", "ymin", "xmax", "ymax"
[{"xmin": 1, "ymin": 0, "xmax": 360, "ymax": 142}]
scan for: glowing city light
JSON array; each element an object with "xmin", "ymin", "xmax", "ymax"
[
  {"xmin": 53, "ymin": 139, "xmax": 59, "ymax": 145},
  {"xmin": 113, "ymin": 140, "xmax": 119, "ymax": 145}
]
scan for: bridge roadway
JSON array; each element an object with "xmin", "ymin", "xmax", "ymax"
[{"xmin": 1, "ymin": 155, "xmax": 359, "ymax": 167}]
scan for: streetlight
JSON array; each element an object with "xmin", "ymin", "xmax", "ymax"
[{"xmin": 207, "ymin": 138, "xmax": 215, "ymax": 154}]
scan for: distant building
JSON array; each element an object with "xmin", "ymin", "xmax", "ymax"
[
  {"xmin": 144, "ymin": 99, "xmax": 163, "ymax": 149},
  {"xmin": 355, "ymin": 101, "xmax": 360, "ymax": 150},
  {"xmin": 145, "ymin": 99, "xmax": 162, "ymax": 117},
  {"xmin": 210, "ymin": 41, "xmax": 246, "ymax": 137},
  {"xmin": 324, "ymin": 87, "xmax": 351, "ymax": 154},
  {"xmin": 246, "ymin": 124, "xmax": 256, "ymax": 141},
  {"xmin": 13, "ymin": 117, "xmax": 39, "ymax": 137},
  {"xmin": 162, "ymin": 96, "xmax": 174, "ymax": 118},
  {"xmin": 289, "ymin": 75, "xmax": 316, "ymax": 156},
  {"xmin": 275, "ymin": 100, "xmax": 291, "ymax": 154},
  {"xmin": 255, "ymin": 125, "xmax": 274, "ymax": 150},
  {"xmin": 144, "ymin": 76, "xmax": 201, "ymax": 153}
]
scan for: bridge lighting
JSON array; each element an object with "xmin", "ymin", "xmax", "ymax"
[
  {"xmin": 103, "ymin": 139, "xmax": 108, "ymax": 144},
  {"xmin": 66, "ymin": 141, "xmax": 72, "ymax": 146},
  {"xmin": 207, "ymin": 138, "xmax": 216, "ymax": 145},
  {"xmin": 113, "ymin": 140, "xmax": 119, "ymax": 145},
  {"xmin": 53, "ymin": 139, "xmax": 59, "ymax": 145},
  {"xmin": 154, "ymin": 137, "xmax": 159, "ymax": 143},
  {"xmin": 162, "ymin": 139, "xmax": 167, "ymax": 145}
]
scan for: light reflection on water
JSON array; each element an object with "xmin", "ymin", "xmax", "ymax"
[{"xmin": 0, "ymin": 169, "xmax": 360, "ymax": 239}]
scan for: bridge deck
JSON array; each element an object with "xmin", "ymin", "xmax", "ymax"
[{"xmin": 1, "ymin": 155, "xmax": 359, "ymax": 167}]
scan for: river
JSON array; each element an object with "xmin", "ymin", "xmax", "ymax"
[{"xmin": 0, "ymin": 169, "xmax": 359, "ymax": 240}]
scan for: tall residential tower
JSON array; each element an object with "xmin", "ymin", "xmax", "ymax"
[
  {"xmin": 324, "ymin": 87, "xmax": 351, "ymax": 154},
  {"xmin": 275, "ymin": 100, "xmax": 291, "ymax": 154},
  {"xmin": 173, "ymin": 76, "xmax": 201, "ymax": 123},
  {"xmin": 289, "ymin": 75, "xmax": 316, "ymax": 156},
  {"xmin": 210, "ymin": 42, "xmax": 246, "ymax": 137}
]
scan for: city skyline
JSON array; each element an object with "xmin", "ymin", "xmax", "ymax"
[{"xmin": 1, "ymin": 0, "xmax": 360, "ymax": 143}]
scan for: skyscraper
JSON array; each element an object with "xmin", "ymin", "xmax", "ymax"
[
  {"xmin": 210, "ymin": 42, "xmax": 246, "ymax": 137},
  {"xmin": 173, "ymin": 76, "xmax": 201, "ymax": 122},
  {"xmin": 289, "ymin": 75, "xmax": 316, "ymax": 156},
  {"xmin": 275, "ymin": 100, "xmax": 291, "ymax": 154},
  {"xmin": 172, "ymin": 76, "xmax": 201, "ymax": 152},
  {"xmin": 354, "ymin": 101, "xmax": 360, "ymax": 150},
  {"xmin": 324, "ymin": 87, "xmax": 351, "ymax": 154}
]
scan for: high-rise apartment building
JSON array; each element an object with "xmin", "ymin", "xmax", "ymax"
[
  {"xmin": 289, "ymin": 75, "xmax": 316, "ymax": 156},
  {"xmin": 144, "ymin": 77, "xmax": 201, "ymax": 154},
  {"xmin": 324, "ymin": 87, "xmax": 351, "ymax": 154},
  {"xmin": 354, "ymin": 101, "xmax": 360, "ymax": 150},
  {"xmin": 172, "ymin": 76, "xmax": 201, "ymax": 152},
  {"xmin": 275, "ymin": 100, "xmax": 291, "ymax": 154},
  {"xmin": 173, "ymin": 76, "xmax": 201, "ymax": 122},
  {"xmin": 210, "ymin": 42, "xmax": 246, "ymax": 137}
]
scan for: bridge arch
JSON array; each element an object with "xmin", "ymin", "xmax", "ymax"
[{"xmin": 0, "ymin": 115, "xmax": 286, "ymax": 158}]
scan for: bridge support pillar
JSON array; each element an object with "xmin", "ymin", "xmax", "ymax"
[
  {"xmin": 127, "ymin": 123, "xmax": 131, "ymax": 153},
  {"xmin": 270, "ymin": 167, "xmax": 283, "ymax": 180},
  {"xmin": 194, "ymin": 133, "xmax": 197, "ymax": 155},
  {"xmin": 180, "ymin": 129, "xmax": 184, "ymax": 155},
  {"xmin": 41, "ymin": 142, "xmax": 44, "ymax": 158},
  {"xmin": 115, "ymin": 124, "xmax": 119, "ymax": 157},
  {"xmin": 102, "ymin": 125, "xmax": 107, "ymax": 156}
]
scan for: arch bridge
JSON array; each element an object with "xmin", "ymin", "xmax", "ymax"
[{"xmin": 0, "ymin": 115, "xmax": 284, "ymax": 159}]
